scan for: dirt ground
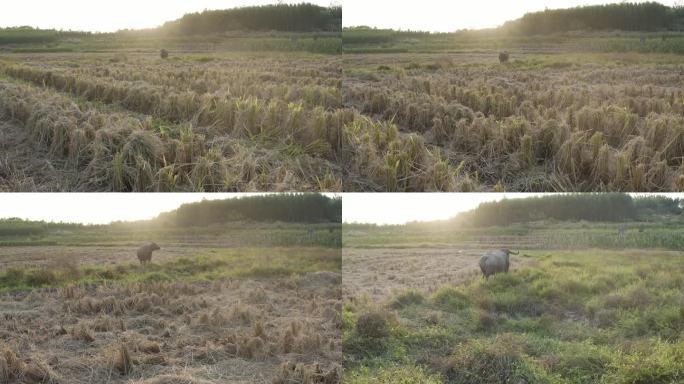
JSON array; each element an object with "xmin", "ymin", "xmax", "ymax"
[
  {"xmin": 0, "ymin": 121, "xmax": 76, "ymax": 192},
  {"xmin": 343, "ymin": 247, "xmax": 531, "ymax": 302}
]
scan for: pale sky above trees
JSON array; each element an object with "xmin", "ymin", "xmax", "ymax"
[
  {"xmin": 3, "ymin": 1, "xmax": 678, "ymax": 33},
  {"xmin": 0, "ymin": 0, "xmax": 336, "ymax": 32},
  {"xmin": 343, "ymin": 0, "xmax": 679, "ymax": 32},
  {"xmin": 0, "ymin": 194, "xmax": 253, "ymax": 224},
  {"xmin": 343, "ymin": 194, "xmax": 682, "ymax": 224},
  {"xmin": 0, "ymin": 193, "xmax": 339, "ymax": 224}
]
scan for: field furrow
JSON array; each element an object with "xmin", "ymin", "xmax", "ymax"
[
  {"xmin": 0, "ymin": 54, "xmax": 347, "ymax": 192},
  {"xmin": 342, "ymin": 53, "xmax": 684, "ymax": 192}
]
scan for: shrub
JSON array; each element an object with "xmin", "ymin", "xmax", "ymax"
[
  {"xmin": 609, "ymin": 340, "xmax": 684, "ymax": 384},
  {"xmin": 390, "ymin": 289, "xmax": 424, "ymax": 309},
  {"xmin": 356, "ymin": 310, "xmax": 390, "ymax": 339},
  {"xmin": 474, "ymin": 309, "xmax": 498, "ymax": 331},
  {"xmin": 114, "ymin": 344, "xmax": 133, "ymax": 375},
  {"xmin": 345, "ymin": 364, "xmax": 441, "ymax": 384},
  {"xmin": 432, "ymin": 286, "xmax": 469, "ymax": 312},
  {"xmin": 142, "ymin": 272, "xmax": 172, "ymax": 282},
  {"xmin": 2, "ymin": 268, "xmax": 25, "ymax": 286},
  {"xmin": 543, "ymin": 342, "xmax": 615, "ymax": 382},
  {"xmin": 25, "ymin": 269, "xmax": 57, "ymax": 287},
  {"xmin": 441, "ymin": 334, "xmax": 553, "ymax": 384}
]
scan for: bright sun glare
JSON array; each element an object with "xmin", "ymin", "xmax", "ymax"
[
  {"xmin": 343, "ymin": 193, "xmax": 684, "ymax": 225},
  {"xmin": 0, "ymin": 193, "xmax": 260, "ymax": 224},
  {"xmin": 343, "ymin": 0, "xmax": 679, "ymax": 32},
  {"xmin": 342, "ymin": 193, "xmax": 543, "ymax": 225},
  {"xmin": 0, "ymin": 0, "xmax": 334, "ymax": 32},
  {"xmin": 0, "ymin": 193, "xmax": 339, "ymax": 225}
]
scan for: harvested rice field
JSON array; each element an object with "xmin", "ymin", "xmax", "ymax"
[
  {"xmin": 0, "ymin": 225, "xmax": 342, "ymax": 383},
  {"xmin": 342, "ymin": 52, "xmax": 684, "ymax": 192},
  {"xmin": 0, "ymin": 52, "xmax": 346, "ymax": 192}
]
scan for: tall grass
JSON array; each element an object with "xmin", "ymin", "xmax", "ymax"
[
  {"xmin": 0, "ymin": 247, "xmax": 340, "ymax": 292},
  {"xmin": 343, "ymin": 53, "xmax": 684, "ymax": 191},
  {"xmin": 0, "ymin": 54, "xmax": 345, "ymax": 191},
  {"xmin": 344, "ymin": 249, "xmax": 684, "ymax": 383}
]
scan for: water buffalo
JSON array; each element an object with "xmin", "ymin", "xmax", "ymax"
[
  {"xmin": 137, "ymin": 242, "xmax": 160, "ymax": 265},
  {"xmin": 479, "ymin": 249, "xmax": 518, "ymax": 278}
]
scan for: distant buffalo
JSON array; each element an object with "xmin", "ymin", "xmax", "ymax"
[
  {"xmin": 160, "ymin": 49, "xmax": 169, "ymax": 59},
  {"xmin": 479, "ymin": 249, "xmax": 518, "ymax": 278},
  {"xmin": 499, "ymin": 52, "xmax": 510, "ymax": 63},
  {"xmin": 137, "ymin": 242, "xmax": 160, "ymax": 265}
]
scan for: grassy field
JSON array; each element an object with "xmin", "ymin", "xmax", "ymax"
[
  {"xmin": 0, "ymin": 29, "xmax": 342, "ymax": 55},
  {"xmin": 0, "ymin": 46, "xmax": 345, "ymax": 192},
  {"xmin": 341, "ymin": 31, "xmax": 684, "ymax": 192},
  {"xmin": 0, "ymin": 221, "xmax": 342, "ymax": 248},
  {"xmin": 342, "ymin": 30, "xmax": 684, "ymax": 55},
  {"xmin": 342, "ymin": 222, "xmax": 684, "ymax": 383},
  {"xmin": 343, "ymin": 219, "xmax": 684, "ymax": 250},
  {"xmin": 0, "ymin": 222, "xmax": 342, "ymax": 383}
]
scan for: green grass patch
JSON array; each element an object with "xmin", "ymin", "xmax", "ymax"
[
  {"xmin": 0, "ymin": 247, "xmax": 340, "ymax": 292},
  {"xmin": 344, "ymin": 249, "xmax": 684, "ymax": 383},
  {"xmin": 0, "ymin": 222, "xmax": 341, "ymax": 248},
  {"xmin": 344, "ymin": 364, "xmax": 442, "ymax": 384},
  {"xmin": 343, "ymin": 220, "xmax": 684, "ymax": 250}
]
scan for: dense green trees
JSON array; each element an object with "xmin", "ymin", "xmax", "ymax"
[
  {"xmin": 0, "ymin": 218, "xmax": 85, "ymax": 236},
  {"xmin": 455, "ymin": 194, "xmax": 682, "ymax": 227},
  {"xmin": 634, "ymin": 195, "xmax": 683, "ymax": 216},
  {"xmin": 0, "ymin": 4, "xmax": 341, "ymax": 48},
  {"xmin": 503, "ymin": 2, "xmax": 680, "ymax": 35},
  {"xmin": 0, "ymin": 194, "xmax": 339, "ymax": 235},
  {"xmin": 162, "ymin": 3, "xmax": 342, "ymax": 35},
  {"xmin": 164, "ymin": 194, "xmax": 341, "ymax": 226},
  {"xmin": 0, "ymin": 218, "xmax": 48, "ymax": 236},
  {"xmin": 0, "ymin": 26, "xmax": 90, "ymax": 45}
]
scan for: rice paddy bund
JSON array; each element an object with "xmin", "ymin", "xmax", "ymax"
[
  {"xmin": 0, "ymin": 53, "xmax": 347, "ymax": 192},
  {"xmin": 342, "ymin": 53, "xmax": 684, "ymax": 192}
]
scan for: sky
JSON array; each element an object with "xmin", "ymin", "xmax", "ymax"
[
  {"xmin": 343, "ymin": 0, "xmax": 680, "ymax": 32},
  {"xmin": 0, "ymin": 193, "xmax": 334, "ymax": 224},
  {"xmin": 0, "ymin": 0, "xmax": 337, "ymax": 33},
  {"xmin": 343, "ymin": 193, "xmax": 684, "ymax": 225}
]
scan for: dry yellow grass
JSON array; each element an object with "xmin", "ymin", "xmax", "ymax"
[
  {"xmin": 0, "ymin": 271, "xmax": 341, "ymax": 383},
  {"xmin": 0, "ymin": 236, "xmax": 341, "ymax": 384},
  {"xmin": 342, "ymin": 52, "xmax": 684, "ymax": 191},
  {"xmin": 0, "ymin": 53, "xmax": 344, "ymax": 192}
]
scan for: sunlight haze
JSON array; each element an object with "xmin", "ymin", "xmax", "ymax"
[
  {"xmin": 0, "ymin": 0, "xmax": 336, "ymax": 32},
  {"xmin": 343, "ymin": 0, "xmax": 679, "ymax": 32},
  {"xmin": 343, "ymin": 193, "xmax": 544, "ymax": 224},
  {"xmin": 0, "ymin": 193, "xmax": 284, "ymax": 224},
  {"xmin": 343, "ymin": 193, "xmax": 683, "ymax": 225}
]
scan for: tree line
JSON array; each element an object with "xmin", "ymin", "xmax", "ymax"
[
  {"xmin": 0, "ymin": 218, "xmax": 84, "ymax": 237},
  {"xmin": 158, "ymin": 194, "xmax": 341, "ymax": 227},
  {"xmin": 0, "ymin": 26, "xmax": 91, "ymax": 45},
  {"xmin": 0, "ymin": 4, "xmax": 341, "ymax": 47},
  {"xmin": 453, "ymin": 194, "xmax": 682, "ymax": 227},
  {"xmin": 502, "ymin": 2, "xmax": 684, "ymax": 35},
  {"xmin": 0, "ymin": 194, "xmax": 340, "ymax": 236},
  {"xmin": 161, "ymin": 3, "xmax": 342, "ymax": 35}
]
